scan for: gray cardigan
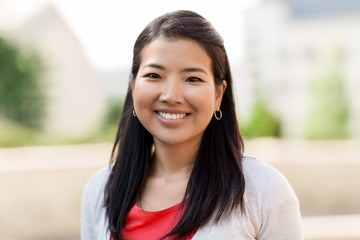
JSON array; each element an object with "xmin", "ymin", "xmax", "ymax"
[{"xmin": 81, "ymin": 156, "xmax": 304, "ymax": 239}]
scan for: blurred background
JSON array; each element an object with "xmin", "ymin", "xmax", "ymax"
[{"xmin": 1, "ymin": 0, "xmax": 359, "ymax": 239}]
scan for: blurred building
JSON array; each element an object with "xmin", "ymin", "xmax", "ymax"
[
  {"xmin": 243, "ymin": 0, "xmax": 360, "ymax": 138},
  {"xmin": 0, "ymin": 2, "xmax": 105, "ymax": 138}
]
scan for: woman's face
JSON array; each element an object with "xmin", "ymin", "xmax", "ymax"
[{"xmin": 131, "ymin": 37, "xmax": 226, "ymax": 147}]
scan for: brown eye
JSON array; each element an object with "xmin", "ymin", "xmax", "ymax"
[
  {"xmin": 186, "ymin": 77, "xmax": 202, "ymax": 83},
  {"xmin": 146, "ymin": 73, "xmax": 161, "ymax": 79}
]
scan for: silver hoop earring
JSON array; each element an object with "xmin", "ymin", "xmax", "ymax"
[
  {"xmin": 132, "ymin": 110, "xmax": 137, "ymax": 117},
  {"xmin": 214, "ymin": 107, "xmax": 222, "ymax": 120}
]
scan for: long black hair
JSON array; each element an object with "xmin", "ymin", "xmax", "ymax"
[{"xmin": 104, "ymin": 10, "xmax": 245, "ymax": 240}]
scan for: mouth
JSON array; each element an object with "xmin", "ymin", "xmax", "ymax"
[{"xmin": 157, "ymin": 111, "xmax": 188, "ymax": 120}]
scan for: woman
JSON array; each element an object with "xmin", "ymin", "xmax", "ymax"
[{"xmin": 82, "ymin": 10, "xmax": 303, "ymax": 240}]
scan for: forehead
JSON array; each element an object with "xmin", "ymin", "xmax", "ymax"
[{"xmin": 140, "ymin": 37, "xmax": 212, "ymax": 70}]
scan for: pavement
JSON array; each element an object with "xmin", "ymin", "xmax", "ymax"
[
  {"xmin": 302, "ymin": 214, "xmax": 360, "ymax": 240},
  {"xmin": 1, "ymin": 139, "xmax": 360, "ymax": 240}
]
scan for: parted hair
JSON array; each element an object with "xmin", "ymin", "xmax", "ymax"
[{"xmin": 104, "ymin": 10, "xmax": 245, "ymax": 240}]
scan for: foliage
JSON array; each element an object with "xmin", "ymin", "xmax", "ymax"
[
  {"xmin": 0, "ymin": 37, "xmax": 46, "ymax": 129},
  {"xmin": 305, "ymin": 50, "xmax": 349, "ymax": 139},
  {"xmin": 103, "ymin": 97, "xmax": 124, "ymax": 129},
  {"xmin": 0, "ymin": 96, "xmax": 126, "ymax": 147},
  {"xmin": 92, "ymin": 97, "xmax": 125, "ymax": 143},
  {"xmin": 241, "ymin": 96, "xmax": 281, "ymax": 139},
  {"xmin": 0, "ymin": 118, "xmax": 76, "ymax": 147},
  {"xmin": 0, "ymin": 117, "xmax": 111, "ymax": 148}
]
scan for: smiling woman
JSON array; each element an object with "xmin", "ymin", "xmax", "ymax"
[
  {"xmin": 131, "ymin": 37, "xmax": 225, "ymax": 147},
  {"xmin": 81, "ymin": 10, "xmax": 303, "ymax": 240}
]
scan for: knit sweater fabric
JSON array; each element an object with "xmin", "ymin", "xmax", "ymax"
[{"xmin": 81, "ymin": 156, "xmax": 304, "ymax": 240}]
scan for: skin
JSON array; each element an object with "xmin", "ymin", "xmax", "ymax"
[{"xmin": 131, "ymin": 37, "xmax": 227, "ymax": 211}]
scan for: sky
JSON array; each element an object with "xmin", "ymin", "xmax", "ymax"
[{"xmin": 17, "ymin": 0, "xmax": 261, "ymax": 71}]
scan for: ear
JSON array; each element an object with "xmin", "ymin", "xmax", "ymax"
[
  {"xmin": 215, "ymin": 80, "xmax": 227, "ymax": 107},
  {"xmin": 130, "ymin": 78, "xmax": 135, "ymax": 91}
]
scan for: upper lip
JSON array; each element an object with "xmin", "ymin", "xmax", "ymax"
[{"xmin": 156, "ymin": 109, "xmax": 189, "ymax": 114}]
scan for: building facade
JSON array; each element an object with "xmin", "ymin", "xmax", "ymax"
[
  {"xmin": 242, "ymin": 0, "xmax": 360, "ymax": 138},
  {"xmin": 0, "ymin": 3, "xmax": 106, "ymax": 138}
]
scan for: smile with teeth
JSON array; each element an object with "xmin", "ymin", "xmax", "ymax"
[{"xmin": 158, "ymin": 111, "xmax": 187, "ymax": 120}]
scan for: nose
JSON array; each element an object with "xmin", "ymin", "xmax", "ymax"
[{"xmin": 159, "ymin": 76, "xmax": 184, "ymax": 104}]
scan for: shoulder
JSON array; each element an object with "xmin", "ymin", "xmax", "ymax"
[
  {"xmin": 194, "ymin": 157, "xmax": 302, "ymax": 239},
  {"xmin": 82, "ymin": 166, "xmax": 112, "ymax": 216},
  {"xmin": 83, "ymin": 166, "xmax": 112, "ymax": 200},
  {"xmin": 81, "ymin": 166, "xmax": 112, "ymax": 240},
  {"xmin": 81, "ymin": 166, "xmax": 111, "ymax": 240},
  {"xmin": 242, "ymin": 155, "xmax": 298, "ymax": 203},
  {"xmin": 240, "ymin": 156, "xmax": 303, "ymax": 239}
]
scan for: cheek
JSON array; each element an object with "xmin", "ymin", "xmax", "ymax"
[
  {"xmin": 132, "ymin": 89, "xmax": 153, "ymax": 130},
  {"xmin": 133, "ymin": 82, "xmax": 155, "ymax": 107},
  {"xmin": 187, "ymin": 88, "xmax": 216, "ymax": 115}
]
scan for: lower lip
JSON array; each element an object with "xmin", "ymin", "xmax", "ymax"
[{"xmin": 155, "ymin": 112, "xmax": 189, "ymax": 125}]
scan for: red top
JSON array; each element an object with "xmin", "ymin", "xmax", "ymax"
[{"xmin": 110, "ymin": 201, "xmax": 195, "ymax": 240}]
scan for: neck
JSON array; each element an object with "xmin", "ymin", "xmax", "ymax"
[{"xmin": 151, "ymin": 138, "xmax": 201, "ymax": 181}]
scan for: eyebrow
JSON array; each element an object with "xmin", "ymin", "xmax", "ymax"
[
  {"xmin": 144, "ymin": 63, "xmax": 208, "ymax": 75},
  {"xmin": 145, "ymin": 63, "xmax": 166, "ymax": 70}
]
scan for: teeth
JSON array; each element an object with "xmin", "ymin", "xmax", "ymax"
[{"xmin": 158, "ymin": 112, "xmax": 186, "ymax": 120}]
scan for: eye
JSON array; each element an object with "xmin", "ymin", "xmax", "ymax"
[
  {"xmin": 145, "ymin": 73, "xmax": 161, "ymax": 79},
  {"xmin": 186, "ymin": 77, "xmax": 202, "ymax": 83}
]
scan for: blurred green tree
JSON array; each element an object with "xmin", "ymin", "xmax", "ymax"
[
  {"xmin": 305, "ymin": 49, "xmax": 349, "ymax": 139},
  {"xmin": 103, "ymin": 97, "xmax": 124, "ymax": 130},
  {"xmin": 241, "ymin": 70, "xmax": 281, "ymax": 139},
  {"xmin": 0, "ymin": 37, "xmax": 46, "ymax": 129},
  {"xmin": 241, "ymin": 95, "xmax": 281, "ymax": 138}
]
